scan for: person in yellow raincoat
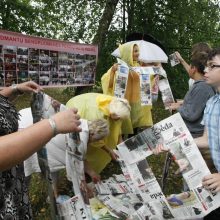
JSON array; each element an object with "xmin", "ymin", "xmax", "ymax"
[
  {"xmin": 101, "ymin": 43, "xmax": 153, "ymax": 134},
  {"xmin": 66, "ymin": 93, "xmax": 131, "ymax": 181}
]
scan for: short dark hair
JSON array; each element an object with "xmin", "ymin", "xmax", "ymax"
[
  {"xmin": 207, "ymin": 48, "xmax": 220, "ymax": 61},
  {"xmin": 191, "ymin": 52, "xmax": 208, "ymax": 74},
  {"xmin": 191, "ymin": 42, "xmax": 212, "ymax": 57}
]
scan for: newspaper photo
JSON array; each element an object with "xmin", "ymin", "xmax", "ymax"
[
  {"xmin": 158, "ymin": 79, "xmax": 175, "ymax": 109},
  {"xmin": 90, "ymin": 197, "xmax": 118, "ymax": 220},
  {"xmin": 139, "ymin": 68, "xmax": 152, "ymax": 106},
  {"xmin": 169, "ymin": 53, "xmax": 180, "ymax": 67},
  {"xmin": 114, "ymin": 64, "xmax": 129, "ymax": 99},
  {"xmin": 57, "ymin": 194, "xmax": 91, "ymax": 220}
]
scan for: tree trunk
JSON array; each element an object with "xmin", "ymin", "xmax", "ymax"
[
  {"xmin": 127, "ymin": 0, "xmax": 135, "ymax": 33},
  {"xmin": 92, "ymin": 0, "xmax": 119, "ymax": 54}
]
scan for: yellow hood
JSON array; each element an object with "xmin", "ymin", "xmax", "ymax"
[{"xmin": 119, "ymin": 43, "xmax": 139, "ymax": 67}]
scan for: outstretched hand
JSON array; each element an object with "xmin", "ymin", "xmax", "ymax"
[
  {"xmin": 174, "ymin": 51, "xmax": 184, "ymax": 63},
  {"xmin": 169, "ymin": 102, "xmax": 182, "ymax": 111},
  {"xmin": 17, "ymin": 81, "xmax": 42, "ymax": 93},
  {"xmin": 53, "ymin": 108, "xmax": 82, "ymax": 134},
  {"xmin": 108, "ymin": 148, "xmax": 119, "ymax": 161},
  {"xmin": 202, "ymin": 173, "xmax": 220, "ymax": 193}
]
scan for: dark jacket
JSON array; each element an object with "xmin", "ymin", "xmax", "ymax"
[{"xmin": 178, "ymin": 80, "xmax": 215, "ymax": 138}]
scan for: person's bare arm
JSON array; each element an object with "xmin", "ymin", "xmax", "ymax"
[
  {"xmin": 84, "ymin": 160, "xmax": 101, "ymax": 183},
  {"xmin": 0, "ymin": 108, "xmax": 81, "ymax": 171},
  {"xmin": 175, "ymin": 51, "xmax": 190, "ymax": 73},
  {"xmin": 194, "ymin": 128, "xmax": 209, "ymax": 149},
  {"xmin": 0, "ymin": 81, "xmax": 41, "ymax": 100}
]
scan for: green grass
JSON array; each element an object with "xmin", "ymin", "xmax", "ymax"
[{"xmin": 14, "ymin": 90, "xmax": 183, "ymax": 219}]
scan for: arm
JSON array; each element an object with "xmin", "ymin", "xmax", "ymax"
[
  {"xmin": 101, "ymin": 64, "xmax": 118, "ymax": 95},
  {"xmin": 0, "ymin": 81, "xmax": 42, "ymax": 100},
  {"xmin": 101, "ymin": 145, "xmax": 119, "ymax": 160},
  {"xmin": 84, "ymin": 160, "xmax": 101, "ymax": 183},
  {"xmin": 175, "ymin": 51, "xmax": 190, "ymax": 73},
  {"xmin": 194, "ymin": 128, "xmax": 209, "ymax": 149},
  {"xmin": 109, "ymin": 64, "xmax": 118, "ymax": 88},
  {"xmin": 0, "ymin": 108, "xmax": 81, "ymax": 171}
]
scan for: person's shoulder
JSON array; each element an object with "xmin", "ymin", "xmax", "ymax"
[{"xmin": 196, "ymin": 81, "xmax": 215, "ymax": 92}]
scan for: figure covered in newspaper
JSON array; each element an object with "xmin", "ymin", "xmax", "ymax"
[
  {"xmin": 66, "ymin": 93, "xmax": 131, "ymax": 179},
  {"xmin": 101, "ymin": 43, "xmax": 153, "ymax": 134}
]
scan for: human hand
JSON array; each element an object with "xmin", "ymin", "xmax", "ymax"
[
  {"xmin": 169, "ymin": 102, "xmax": 182, "ymax": 111},
  {"xmin": 176, "ymin": 99, "xmax": 184, "ymax": 105},
  {"xmin": 102, "ymin": 146, "xmax": 119, "ymax": 160},
  {"xmin": 89, "ymin": 170, "xmax": 101, "ymax": 184},
  {"xmin": 108, "ymin": 148, "xmax": 119, "ymax": 161},
  {"xmin": 152, "ymin": 143, "xmax": 169, "ymax": 155},
  {"xmin": 17, "ymin": 81, "xmax": 42, "ymax": 93},
  {"xmin": 202, "ymin": 173, "xmax": 220, "ymax": 193},
  {"xmin": 174, "ymin": 51, "xmax": 184, "ymax": 63},
  {"xmin": 52, "ymin": 108, "xmax": 81, "ymax": 134},
  {"xmin": 111, "ymin": 63, "xmax": 119, "ymax": 73}
]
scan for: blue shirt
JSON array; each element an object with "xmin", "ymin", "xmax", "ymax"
[{"xmin": 203, "ymin": 94, "xmax": 220, "ymax": 172}]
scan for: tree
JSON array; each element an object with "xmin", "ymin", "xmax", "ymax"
[{"xmin": 92, "ymin": 0, "xmax": 119, "ymax": 51}]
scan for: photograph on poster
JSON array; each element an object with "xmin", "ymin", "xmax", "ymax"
[{"xmin": 0, "ymin": 30, "xmax": 98, "ymax": 87}]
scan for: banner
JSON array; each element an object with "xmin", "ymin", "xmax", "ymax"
[{"xmin": 0, "ymin": 30, "xmax": 98, "ymax": 88}]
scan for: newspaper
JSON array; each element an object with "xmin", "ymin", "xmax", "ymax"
[
  {"xmin": 139, "ymin": 68, "xmax": 152, "ymax": 106},
  {"xmin": 114, "ymin": 62, "xmax": 158, "ymax": 106},
  {"xmin": 89, "ymin": 197, "xmax": 118, "ymax": 220},
  {"xmin": 158, "ymin": 79, "xmax": 175, "ymax": 109},
  {"xmin": 115, "ymin": 113, "xmax": 220, "ymax": 219},
  {"xmin": 95, "ymin": 176, "xmax": 133, "ymax": 195},
  {"xmin": 169, "ymin": 53, "xmax": 180, "ymax": 67},
  {"xmin": 114, "ymin": 64, "xmax": 129, "ymax": 99},
  {"xmin": 114, "ymin": 61, "xmax": 171, "ymax": 108},
  {"xmin": 53, "ymin": 99, "xmax": 220, "ymax": 219},
  {"xmin": 57, "ymin": 194, "xmax": 92, "ymax": 220}
]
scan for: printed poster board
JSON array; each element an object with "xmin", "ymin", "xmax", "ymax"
[{"xmin": 0, "ymin": 30, "xmax": 98, "ymax": 88}]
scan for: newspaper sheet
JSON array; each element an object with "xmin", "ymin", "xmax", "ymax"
[
  {"xmin": 57, "ymin": 194, "xmax": 91, "ymax": 220},
  {"xmin": 58, "ymin": 112, "xmax": 220, "ymax": 220},
  {"xmin": 158, "ymin": 79, "xmax": 175, "ymax": 109},
  {"xmin": 115, "ymin": 113, "xmax": 220, "ymax": 219},
  {"xmin": 139, "ymin": 68, "xmax": 152, "ymax": 106},
  {"xmin": 114, "ymin": 64, "xmax": 129, "ymax": 99},
  {"xmin": 169, "ymin": 53, "xmax": 180, "ymax": 67}
]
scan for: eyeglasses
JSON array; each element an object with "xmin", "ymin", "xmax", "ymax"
[{"xmin": 205, "ymin": 64, "xmax": 220, "ymax": 71}]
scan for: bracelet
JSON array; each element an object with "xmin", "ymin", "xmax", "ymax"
[
  {"xmin": 48, "ymin": 118, "xmax": 57, "ymax": 137},
  {"xmin": 11, "ymin": 84, "xmax": 24, "ymax": 95}
]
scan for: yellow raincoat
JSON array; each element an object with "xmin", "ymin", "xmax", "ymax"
[
  {"xmin": 101, "ymin": 43, "xmax": 153, "ymax": 130},
  {"xmin": 66, "ymin": 93, "xmax": 122, "ymax": 174}
]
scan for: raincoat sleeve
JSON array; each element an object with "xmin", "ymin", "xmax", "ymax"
[{"xmin": 101, "ymin": 67, "xmax": 116, "ymax": 96}]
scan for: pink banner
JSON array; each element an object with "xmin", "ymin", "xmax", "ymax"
[
  {"xmin": 0, "ymin": 30, "xmax": 98, "ymax": 55},
  {"xmin": 0, "ymin": 30, "xmax": 98, "ymax": 88}
]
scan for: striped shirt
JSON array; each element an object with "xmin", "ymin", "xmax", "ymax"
[{"xmin": 202, "ymin": 94, "xmax": 220, "ymax": 172}]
